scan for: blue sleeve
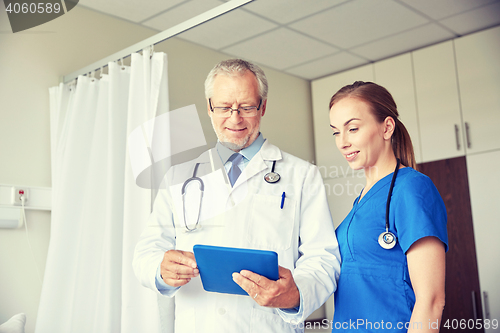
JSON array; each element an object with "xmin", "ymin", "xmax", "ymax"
[{"xmin": 393, "ymin": 172, "xmax": 448, "ymax": 253}]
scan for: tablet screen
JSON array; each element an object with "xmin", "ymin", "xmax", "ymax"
[{"xmin": 193, "ymin": 244, "xmax": 279, "ymax": 296}]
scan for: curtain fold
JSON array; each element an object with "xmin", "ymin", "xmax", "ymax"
[{"xmin": 36, "ymin": 50, "xmax": 172, "ymax": 333}]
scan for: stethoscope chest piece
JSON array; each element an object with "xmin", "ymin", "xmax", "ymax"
[
  {"xmin": 264, "ymin": 172, "xmax": 280, "ymax": 183},
  {"xmin": 264, "ymin": 160, "xmax": 280, "ymax": 183},
  {"xmin": 378, "ymin": 231, "xmax": 397, "ymax": 249}
]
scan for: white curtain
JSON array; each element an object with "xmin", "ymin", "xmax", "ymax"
[{"xmin": 36, "ymin": 50, "xmax": 174, "ymax": 333}]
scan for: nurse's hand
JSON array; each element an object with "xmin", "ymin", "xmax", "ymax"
[
  {"xmin": 232, "ymin": 266, "xmax": 300, "ymax": 309},
  {"xmin": 160, "ymin": 250, "xmax": 199, "ymax": 287}
]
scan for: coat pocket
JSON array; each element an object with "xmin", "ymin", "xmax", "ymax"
[{"xmin": 246, "ymin": 194, "xmax": 296, "ymax": 251}]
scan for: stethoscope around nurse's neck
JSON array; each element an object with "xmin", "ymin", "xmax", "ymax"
[{"xmin": 378, "ymin": 158, "xmax": 401, "ymax": 250}]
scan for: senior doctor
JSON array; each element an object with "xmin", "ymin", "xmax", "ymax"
[{"xmin": 133, "ymin": 59, "xmax": 341, "ymax": 333}]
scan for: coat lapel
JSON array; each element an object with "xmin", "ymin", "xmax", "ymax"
[{"xmin": 232, "ymin": 141, "xmax": 282, "ymax": 189}]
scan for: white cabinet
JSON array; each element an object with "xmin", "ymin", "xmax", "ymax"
[
  {"xmin": 312, "ymin": 27, "xmax": 500, "ymax": 165},
  {"xmin": 413, "ymin": 41, "xmax": 465, "ymax": 162},
  {"xmin": 311, "ymin": 64, "xmax": 374, "ymax": 176},
  {"xmin": 466, "ymin": 151, "xmax": 500, "ymax": 331},
  {"xmin": 412, "ymin": 26, "xmax": 500, "ymax": 161},
  {"xmin": 374, "ymin": 53, "xmax": 422, "ymax": 163},
  {"xmin": 455, "ymin": 26, "xmax": 500, "ymax": 155}
]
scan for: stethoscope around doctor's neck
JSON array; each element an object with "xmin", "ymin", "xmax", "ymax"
[
  {"xmin": 181, "ymin": 159, "xmax": 281, "ymax": 232},
  {"xmin": 377, "ymin": 158, "xmax": 401, "ymax": 250}
]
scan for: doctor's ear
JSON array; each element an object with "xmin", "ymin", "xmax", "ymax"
[
  {"xmin": 260, "ymin": 100, "xmax": 267, "ymax": 117},
  {"xmin": 383, "ymin": 116, "xmax": 396, "ymax": 141},
  {"xmin": 207, "ymin": 99, "xmax": 212, "ymax": 117}
]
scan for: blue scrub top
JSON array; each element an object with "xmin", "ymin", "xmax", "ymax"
[{"xmin": 333, "ymin": 167, "xmax": 448, "ymax": 332}]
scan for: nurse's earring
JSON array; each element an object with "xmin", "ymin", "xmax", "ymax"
[{"xmin": 378, "ymin": 231, "xmax": 397, "ymax": 249}]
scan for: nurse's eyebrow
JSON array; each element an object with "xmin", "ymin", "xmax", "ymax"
[
  {"xmin": 330, "ymin": 118, "xmax": 361, "ymax": 129},
  {"xmin": 344, "ymin": 118, "xmax": 361, "ymax": 126}
]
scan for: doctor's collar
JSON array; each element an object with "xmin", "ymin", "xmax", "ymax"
[{"xmin": 217, "ymin": 133, "xmax": 266, "ymax": 164}]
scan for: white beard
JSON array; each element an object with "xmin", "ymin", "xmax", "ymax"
[
  {"xmin": 219, "ymin": 140, "xmax": 248, "ymax": 152},
  {"xmin": 211, "ymin": 116, "xmax": 258, "ymax": 152}
]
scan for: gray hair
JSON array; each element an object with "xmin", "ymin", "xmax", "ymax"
[{"xmin": 204, "ymin": 59, "xmax": 268, "ymax": 100}]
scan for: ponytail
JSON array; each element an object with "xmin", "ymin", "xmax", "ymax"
[{"xmin": 392, "ymin": 118, "xmax": 417, "ymax": 170}]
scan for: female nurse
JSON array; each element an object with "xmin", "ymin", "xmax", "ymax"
[{"xmin": 329, "ymin": 81, "xmax": 448, "ymax": 332}]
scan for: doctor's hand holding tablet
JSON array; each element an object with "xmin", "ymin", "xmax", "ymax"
[
  {"xmin": 232, "ymin": 265, "xmax": 300, "ymax": 308},
  {"xmin": 160, "ymin": 245, "xmax": 300, "ymax": 309}
]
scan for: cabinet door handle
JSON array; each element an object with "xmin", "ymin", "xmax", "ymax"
[
  {"xmin": 483, "ymin": 291, "xmax": 491, "ymax": 320},
  {"xmin": 455, "ymin": 124, "xmax": 461, "ymax": 150},
  {"xmin": 472, "ymin": 291, "xmax": 478, "ymax": 320},
  {"xmin": 465, "ymin": 122, "xmax": 471, "ymax": 149}
]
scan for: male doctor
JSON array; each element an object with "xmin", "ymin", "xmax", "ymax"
[{"xmin": 133, "ymin": 59, "xmax": 341, "ymax": 333}]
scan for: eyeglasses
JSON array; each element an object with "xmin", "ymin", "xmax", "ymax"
[{"xmin": 209, "ymin": 98, "xmax": 262, "ymax": 118}]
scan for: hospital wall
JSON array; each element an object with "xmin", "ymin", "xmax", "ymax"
[{"xmin": 0, "ymin": 5, "xmax": 314, "ymax": 333}]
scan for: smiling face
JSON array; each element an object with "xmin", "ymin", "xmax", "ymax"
[
  {"xmin": 329, "ymin": 97, "xmax": 395, "ymax": 172},
  {"xmin": 208, "ymin": 70, "xmax": 266, "ymax": 151}
]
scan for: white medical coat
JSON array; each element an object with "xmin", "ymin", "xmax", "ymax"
[{"xmin": 133, "ymin": 141, "xmax": 341, "ymax": 333}]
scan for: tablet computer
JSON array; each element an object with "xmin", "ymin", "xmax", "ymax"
[{"xmin": 193, "ymin": 244, "xmax": 279, "ymax": 296}]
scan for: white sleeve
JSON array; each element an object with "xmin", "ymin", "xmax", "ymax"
[
  {"xmin": 132, "ymin": 186, "xmax": 179, "ymax": 297},
  {"xmin": 276, "ymin": 286, "xmax": 304, "ymax": 320},
  {"xmin": 278, "ymin": 164, "xmax": 341, "ymax": 323}
]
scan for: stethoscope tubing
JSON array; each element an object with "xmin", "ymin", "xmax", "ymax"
[
  {"xmin": 378, "ymin": 158, "xmax": 401, "ymax": 249},
  {"xmin": 181, "ymin": 159, "xmax": 281, "ymax": 232},
  {"xmin": 182, "ymin": 163, "xmax": 204, "ymax": 232},
  {"xmin": 385, "ymin": 158, "xmax": 400, "ymax": 232}
]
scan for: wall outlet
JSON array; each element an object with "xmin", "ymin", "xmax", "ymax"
[{"xmin": 11, "ymin": 187, "xmax": 29, "ymax": 206}]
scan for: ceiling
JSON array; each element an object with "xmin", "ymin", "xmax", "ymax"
[{"xmin": 78, "ymin": 0, "xmax": 500, "ymax": 80}]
